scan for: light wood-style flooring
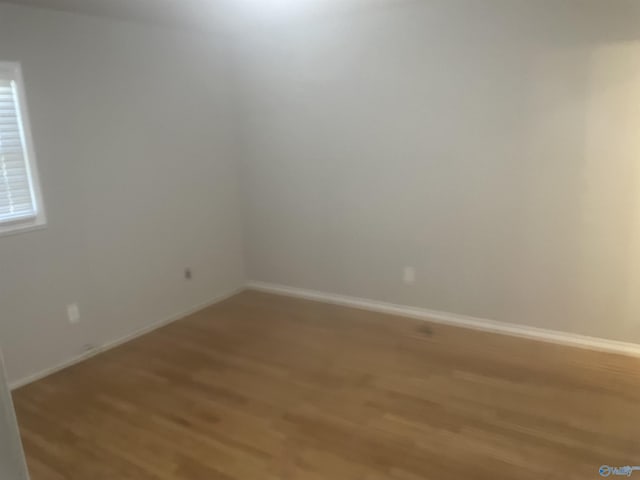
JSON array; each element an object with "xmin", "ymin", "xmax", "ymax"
[{"xmin": 13, "ymin": 290, "xmax": 640, "ymax": 479}]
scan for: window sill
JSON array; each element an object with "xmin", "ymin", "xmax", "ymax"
[{"xmin": 0, "ymin": 217, "xmax": 47, "ymax": 238}]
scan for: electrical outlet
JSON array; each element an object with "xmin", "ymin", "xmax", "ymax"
[
  {"xmin": 403, "ymin": 267, "xmax": 416, "ymax": 285},
  {"xmin": 67, "ymin": 304, "xmax": 80, "ymax": 324}
]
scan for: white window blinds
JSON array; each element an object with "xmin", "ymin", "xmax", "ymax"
[
  {"xmin": 0, "ymin": 78, "xmax": 36, "ymax": 223},
  {"xmin": 0, "ymin": 63, "xmax": 44, "ymax": 235}
]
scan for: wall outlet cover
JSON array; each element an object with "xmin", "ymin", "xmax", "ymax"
[
  {"xmin": 67, "ymin": 304, "xmax": 80, "ymax": 324},
  {"xmin": 403, "ymin": 267, "xmax": 416, "ymax": 285}
]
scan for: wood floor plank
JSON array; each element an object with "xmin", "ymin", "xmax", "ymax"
[{"xmin": 12, "ymin": 290, "xmax": 640, "ymax": 479}]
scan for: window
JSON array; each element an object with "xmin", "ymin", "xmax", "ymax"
[{"xmin": 0, "ymin": 62, "xmax": 45, "ymax": 236}]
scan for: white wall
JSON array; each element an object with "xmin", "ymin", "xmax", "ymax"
[
  {"xmin": 3, "ymin": 0, "xmax": 640, "ymax": 385},
  {"xmin": 238, "ymin": 0, "xmax": 640, "ymax": 344},
  {"xmin": 0, "ymin": 3, "xmax": 245, "ymax": 384}
]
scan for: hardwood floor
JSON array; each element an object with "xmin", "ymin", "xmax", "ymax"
[{"xmin": 12, "ymin": 290, "xmax": 640, "ymax": 480}]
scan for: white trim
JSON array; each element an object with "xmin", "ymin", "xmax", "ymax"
[
  {"xmin": 9, "ymin": 287, "xmax": 243, "ymax": 390},
  {"xmin": 12, "ymin": 281, "xmax": 640, "ymax": 391},
  {"xmin": 247, "ymin": 281, "xmax": 640, "ymax": 358}
]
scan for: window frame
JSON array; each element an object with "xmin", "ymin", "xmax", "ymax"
[{"xmin": 0, "ymin": 61, "xmax": 46, "ymax": 237}]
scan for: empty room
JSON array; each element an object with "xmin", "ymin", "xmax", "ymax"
[{"xmin": 1, "ymin": 0, "xmax": 640, "ymax": 478}]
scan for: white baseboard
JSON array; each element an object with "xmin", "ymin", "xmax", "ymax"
[
  {"xmin": 247, "ymin": 281, "xmax": 640, "ymax": 358},
  {"xmin": 12, "ymin": 281, "xmax": 640, "ymax": 391},
  {"xmin": 9, "ymin": 287, "xmax": 243, "ymax": 390}
]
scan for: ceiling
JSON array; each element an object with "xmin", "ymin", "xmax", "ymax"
[
  {"xmin": 0, "ymin": 0, "xmax": 229, "ymax": 30},
  {"xmin": 0, "ymin": 0, "xmax": 397, "ymax": 32}
]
